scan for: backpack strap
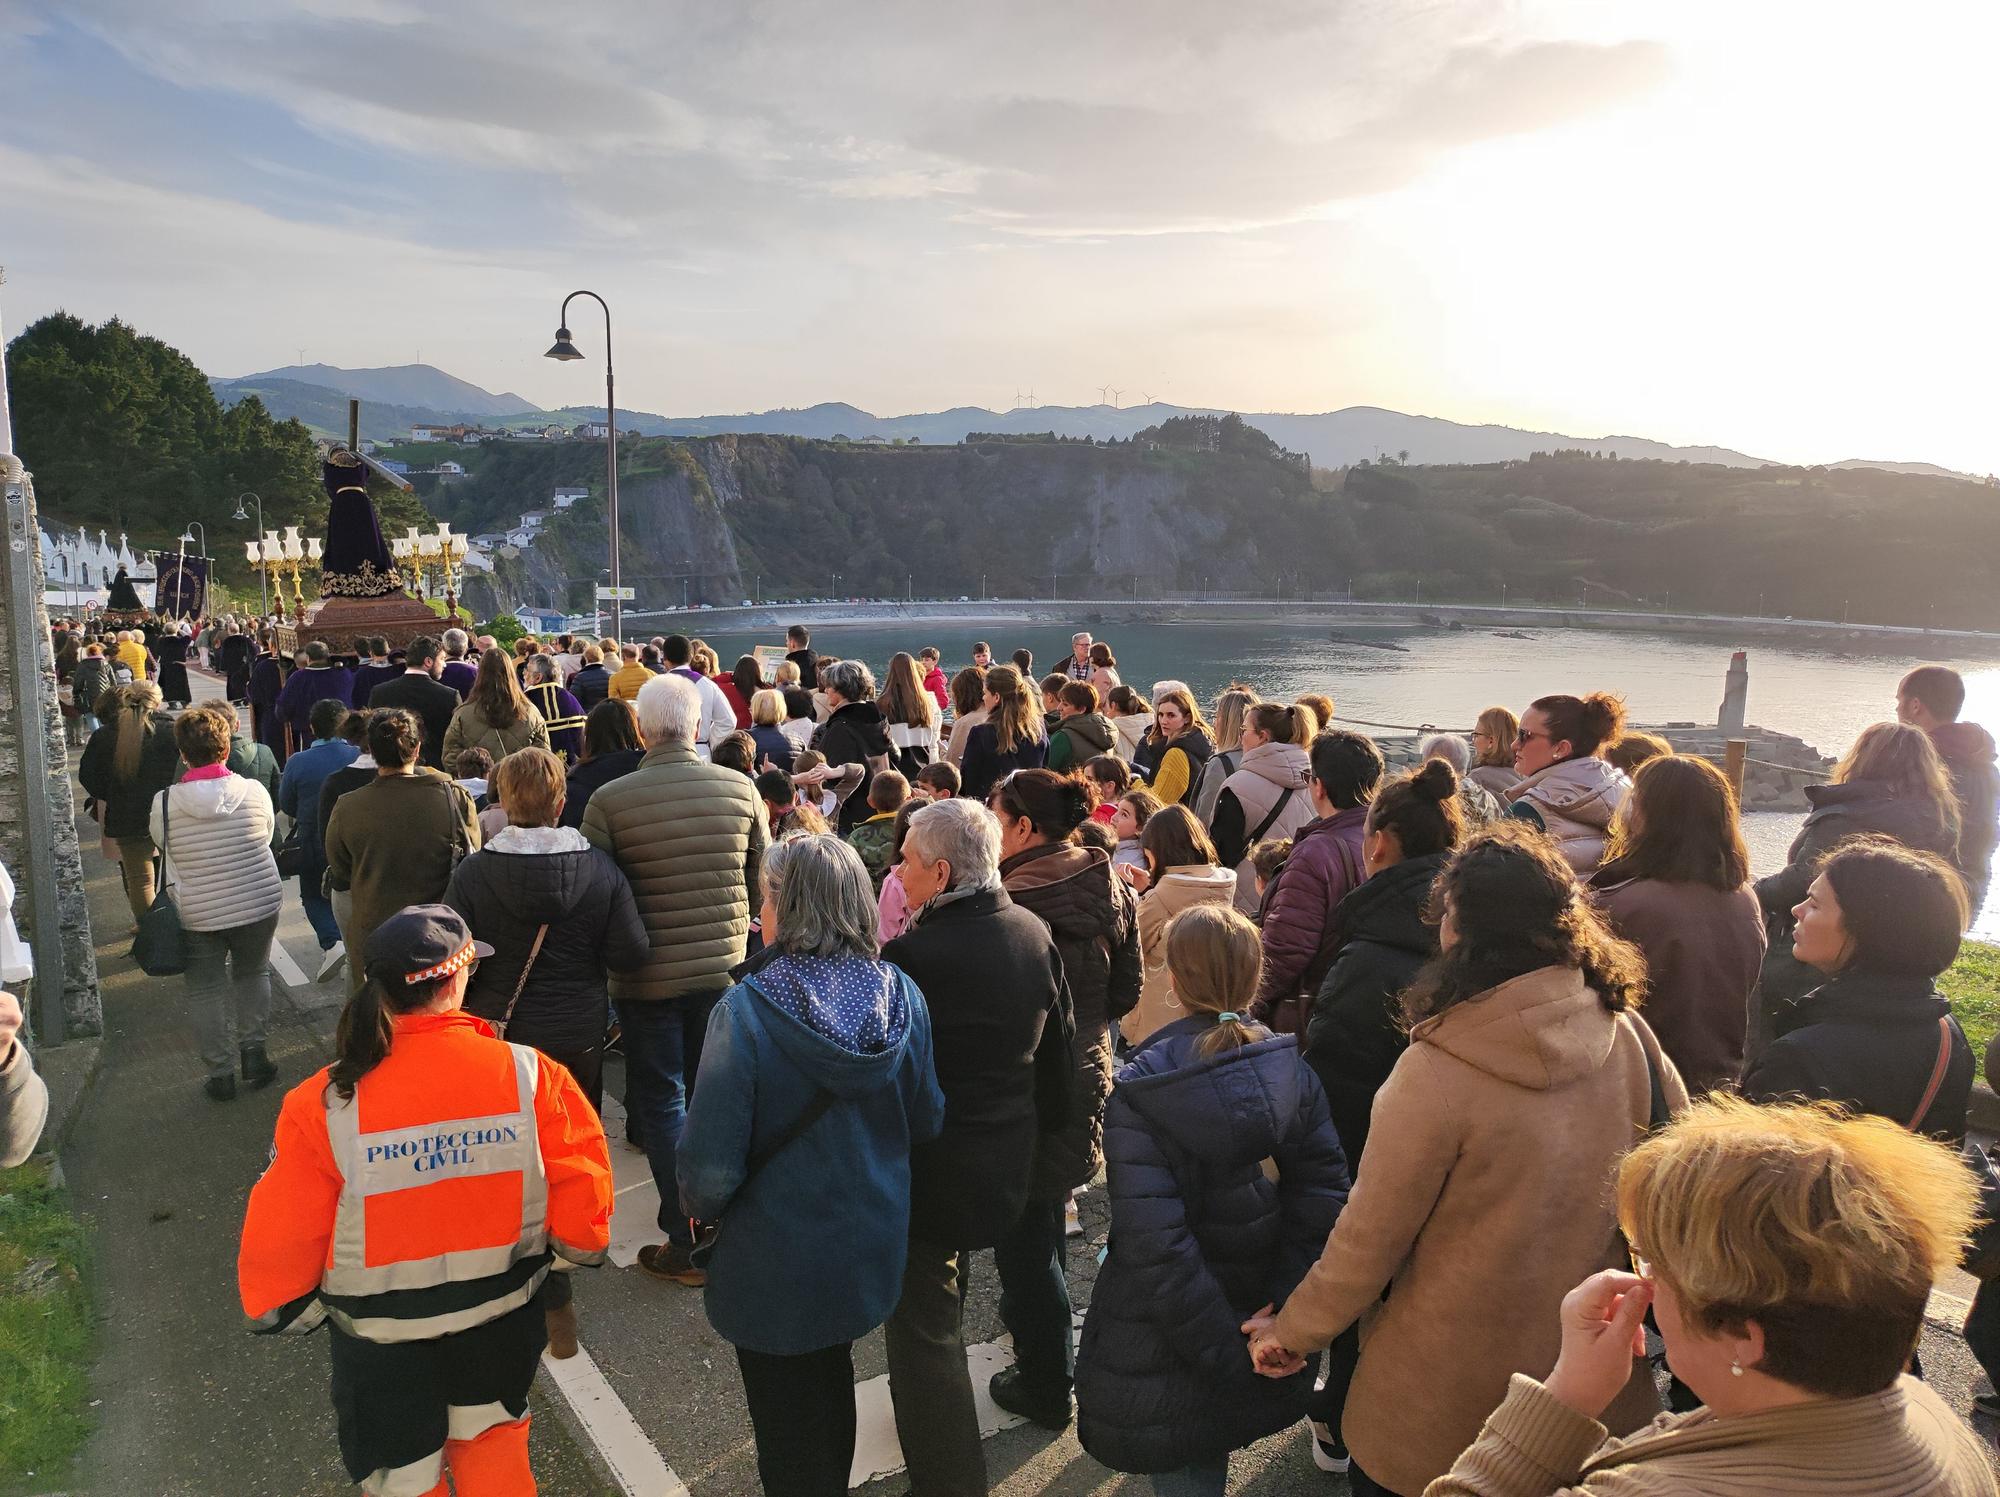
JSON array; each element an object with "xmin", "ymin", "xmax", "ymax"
[{"xmin": 1248, "ymin": 786, "xmax": 1297, "ymax": 845}]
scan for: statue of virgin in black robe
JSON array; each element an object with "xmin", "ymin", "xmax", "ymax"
[{"xmin": 318, "ymin": 450, "xmax": 405, "ymax": 599}]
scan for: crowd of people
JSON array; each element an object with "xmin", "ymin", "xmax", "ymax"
[{"xmin": 46, "ymin": 607, "xmax": 2000, "ymax": 1495}]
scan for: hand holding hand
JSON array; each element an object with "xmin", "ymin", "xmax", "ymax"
[
  {"xmin": 1244, "ymin": 1307, "xmax": 1307, "ymax": 1380},
  {"xmin": 1542, "ymin": 1269, "xmax": 1651, "ymax": 1420}
]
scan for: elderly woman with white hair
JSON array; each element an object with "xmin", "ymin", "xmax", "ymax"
[
  {"xmin": 679, "ymin": 832, "xmax": 944, "ymax": 1497},
  {"xmin": 879, "ymin": 798, "xmax": 1075, "ymax": 1496},
  {"xmin": 1423, "ymin": 732, "xmax": 1506, "ymax": 829},
  {"xmin": 792, "ymin": 658, "xmax": 893, "ymax": 835}
]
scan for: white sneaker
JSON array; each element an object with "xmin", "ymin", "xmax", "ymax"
[
  {"xmin": 315, "ymin": 942, "xmax": 346, "ymax": 982},
  {"xmin": 1309, "ymin": 1421, "xmax": 1350, "ymax": 1473}
]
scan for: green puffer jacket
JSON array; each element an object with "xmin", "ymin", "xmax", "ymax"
[{"xmin": 581, "ymin": 740, "xmax": 769, "ymax": 1001}]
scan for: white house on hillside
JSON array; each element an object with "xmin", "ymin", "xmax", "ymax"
[{"xmin": 552, "ymin": 487, "xmax": 588, "ymax": 510}]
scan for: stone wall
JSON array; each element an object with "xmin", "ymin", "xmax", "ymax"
[
  {"xmin": 0, "ymin": 463, "xmax": 101, "ymax": 1037},
  {"xmin": 1372, "ymin": 723, "xmax": 1829, "ymax": 812}
]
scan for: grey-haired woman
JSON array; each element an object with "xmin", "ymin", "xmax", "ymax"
[{"xmin": 679, "ymin": 833, "xmax": 944, "ymax": 1497}]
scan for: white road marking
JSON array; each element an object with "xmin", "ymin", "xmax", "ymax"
[
  {"xmin": 1929, "ymin": 1286, "xmax": 1973, "ymax": 1325},
  {"xmin": 267, "ymin": 938, "xmax": 308, "ymax": 991},
  {"xmin": 849, "ymin": 1335, "xmax": 1027, "ymax": 1487},
  {"xmin": 601, "ymin": 1095, "xmax": 664, "ymax": 1269},
  {"xmin": 540, "ymin": 1342, "xmax": 689, "ymax": 1497}
]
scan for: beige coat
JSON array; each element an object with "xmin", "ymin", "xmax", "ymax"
[
  {"xmin": 1271, "ymin": 965, "xmax": 1686, "ymax": 1497},
  {"xmin": 945, "ymin": 706, "xmax": 988, "ymax": 765},
  {"xmin": 1428, "ymin": 1371, "xmax": 1996, "ymax": 1496},
  {"xmin": 1123, "ymin": 863, "xmax": 1239, "ymax": 1046},
  {"xmin": 441, "ymin": 698, "xmax": 549, "ymax": 767}
]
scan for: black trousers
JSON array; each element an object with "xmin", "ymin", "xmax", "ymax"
[
  {"xmin": 328, "ymin": 1298, "xmax": 545, "ymax": 1483},
  {"xmin": 735, "ymin": 1341, "xmax": 856, "ymax": 1497}
]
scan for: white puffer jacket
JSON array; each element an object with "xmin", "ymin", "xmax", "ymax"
[
  {"xmin": 1506, "ymin": 755, "xmax": 1631, "ymax": 874},
  {"xmin": 149, "ymin": 775, "xmax": 283, "ymax": 932}
]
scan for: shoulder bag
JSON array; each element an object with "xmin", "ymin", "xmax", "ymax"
[
  {"xmin": 689, "ymin": 1086, "xmax": 840, "ymax": 1268},
  {"xmin": 491, "ymin": 924, "xmax": 549, "ymax": 1041},
  {"xmin": 131, "ymin": 789, "xmax": 187, "ymax": 976}
]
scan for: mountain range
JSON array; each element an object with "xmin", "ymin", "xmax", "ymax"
[{"xmin": 209, "ymin": 361, "xmax": 1984, "ymax": 478}]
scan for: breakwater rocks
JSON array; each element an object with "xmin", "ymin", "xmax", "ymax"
[{"xmin": 1371, "ymin": 724, "xmax": 1830, "ymax": 812}]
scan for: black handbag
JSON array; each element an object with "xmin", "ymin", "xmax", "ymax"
[
  {"xmin": 274, "ymin": 822, "xmax": 303, "ymax": 880},
  {"xmin": 131, "ymin": 790, "xmax": 187, "ymax": 977}
]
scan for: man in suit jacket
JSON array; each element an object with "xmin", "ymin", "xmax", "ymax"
[{"xmin": 367, "ymin": 634, "xmax": 460, "ymax": 770}]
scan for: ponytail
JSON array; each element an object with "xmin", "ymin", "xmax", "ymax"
[
  {"xmin": 1163, "ymin": 905, "xmax": 1271, "ymax": 1059},
  {"xmin": 328, "ymin": 979, "xmax": 394, "ymax": 1101},
  {"xmin": 1247, "ymin": 701, "xmax": 1311, "ymax": 747}
]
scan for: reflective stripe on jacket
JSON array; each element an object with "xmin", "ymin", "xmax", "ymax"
[{"xmin": 238, "ymin": 1010, "xmax": 611, "ymax": 1344}]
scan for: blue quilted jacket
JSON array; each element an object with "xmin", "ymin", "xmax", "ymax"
[{"xmin": 1076, "ymin": 1017, "xmax": 1349, "ymax": 1473}]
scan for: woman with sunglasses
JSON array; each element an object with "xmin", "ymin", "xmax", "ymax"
[{"xmin": 1506, "ymin": 693, "xmax": 1631, "ymax": 874}]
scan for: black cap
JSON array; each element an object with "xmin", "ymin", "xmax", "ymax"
[{"xmin": 364, "ymin": 904, "xmax": 494, "ymax": 986}]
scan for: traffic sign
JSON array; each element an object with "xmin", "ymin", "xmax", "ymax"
[{"xmin": 595, "ymin": 585, "xmax": 636, "ymax": 601}]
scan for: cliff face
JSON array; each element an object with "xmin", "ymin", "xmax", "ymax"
[{"xmin": 457, "ymin": 433, "xmax": 1320, "ymax": 617}]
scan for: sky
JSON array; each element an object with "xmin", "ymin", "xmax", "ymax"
[{"xmin": 3, "ymin": 0, "xmax": 1996, "ymax": 472}]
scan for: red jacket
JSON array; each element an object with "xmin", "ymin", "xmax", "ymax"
[
  {"xmin": 921, "ymin": 666, "xmax": 950, "ymax": 715},
  {"xmin": 238, "ymin": 1010, "xmax": 610, "ymax": 1343}
]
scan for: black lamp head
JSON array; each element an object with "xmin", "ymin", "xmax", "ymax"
[{"xmin": 545, "ymin": 327, "xmax": 585, "ymax": 361}]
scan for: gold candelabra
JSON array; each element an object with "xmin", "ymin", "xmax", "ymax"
[
  {"xmin": 243, "ymin": 527, "xmax": 321, "ymax": 623},
  {"xmin": 392, "ymin": 523, "xmax": 471, "ymax": 620}
]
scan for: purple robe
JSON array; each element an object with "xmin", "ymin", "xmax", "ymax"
[
  {"xmin": 276, "ymin": 665, "xmax": 355, "ymax": 758},
  {"xmin": 440, "ymin": 659, "xmax": 476, "ymax": 699},
  {"xmin": 525, "ymin": 682, "xmax": 587, "ymax": 765},
  {"xmin": 249, "ymin": 653, "xmax": 289, "ymax": 762}
]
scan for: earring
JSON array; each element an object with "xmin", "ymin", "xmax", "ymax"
[{"xmin": 1730, "ymin": 1360, "xmax": 1744, "ymax": 1378}]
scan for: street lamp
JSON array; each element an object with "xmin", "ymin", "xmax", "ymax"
[
  {"xmin": 546, "ymin": 291, "xmax": 621, "ymax": 641},
  {"xmin": 231, "ymin": 492, "xmax": 267, "ymax": 617},
  {"xmin": 180, "ymin": 522, "xmax": 207, "ymax": 562}
]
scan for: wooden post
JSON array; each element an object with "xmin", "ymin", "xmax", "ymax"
[
  {"xmin": 348, "ymin": 398, "xmax": 360, "ymax": 453},
  {"xmin": 1724, "ymin": 738, "xmax": 1748, "ymax": 799}
]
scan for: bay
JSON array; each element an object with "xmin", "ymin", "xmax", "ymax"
[{"xmin": 686, "ymin": 618, "xmax": 2000, "ymax": 936}]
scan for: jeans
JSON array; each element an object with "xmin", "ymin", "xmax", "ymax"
[
  {"xmin": 183, "ymin": 915, "xmax": 277, "ymax": 1077},
  {"xmin": 1306, "ymin": 1324, "xmax": 1360, "ymax": 1438},
  {"xmin": 1150, "ymin": 1456, "xmax": 1228, "ymax": 1497},
  {"xmin": 1968, "ymin": 1281, "xmax": 2000, "ymax": 1391},
  {"xmin": 297, "ymin": 857, "xmax": 341, "ymax": 950},
  {"xmin": 885, "ymin": 1238, "xmax": 985, "ymax": 1497},
  {"xmin": 993, "ymin": 1195, "xmax": 1073, "ymax": 1399},
  {"xmin": 623, "ymin": 992, "xmax": 719, "ymax": 1246},
  {"xmin": 735, "ymin": 1341, "xmax": 856, "ymax": 1497},
  {"xmin": 114, "ymin": 834, "xmax": 157, "ymax": 923}
]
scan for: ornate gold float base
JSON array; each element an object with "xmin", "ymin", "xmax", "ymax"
[{"xmin": 277, "ymin": 592, "xmax": 465, "ymax": 660}]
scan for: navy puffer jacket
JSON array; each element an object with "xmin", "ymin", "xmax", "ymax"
[{"xmin": 1076, "ymin": 1017, "xmax": 1350, "ymax": 1474}]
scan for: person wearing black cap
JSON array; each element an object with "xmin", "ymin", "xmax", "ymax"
[{"xmin": 239, "ymin": 905, "xmax": 612, "ymax": 1497}]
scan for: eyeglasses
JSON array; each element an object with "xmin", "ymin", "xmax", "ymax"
[{"xmin": 1516, "ymin": 729, "xmax": 1550, "ymax": 744}]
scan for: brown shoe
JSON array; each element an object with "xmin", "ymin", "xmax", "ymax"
[
  {"xmin": 545, "ymin": 1300, "xmax": 580, "ymax": 1359},
  {"xmin": 636, "ymin": 1241, "xmax": 706, "ymax": 1287}
]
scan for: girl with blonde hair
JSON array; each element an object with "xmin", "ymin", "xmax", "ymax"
[
  {"xmin": 1466, "ymin": 705, "xmax": 1521, "ymax": 797},
  {"xmin": 1077, "ymin": 903, "xmax": 1348, "ymax": 1492},
  {"xmin": 959, "ymin": 664, "xmax": 1046, "ymax": 801}
]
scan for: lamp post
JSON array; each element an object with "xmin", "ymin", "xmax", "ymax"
[
  {"xmin": 545, "ymin": 292, "xmax": 620, "ymax": 641},
  {"xmin": 231, "ymin": 492, "xmax": 267, "ymax": 617},
  {"xmin": 180, "ymin": 522, "xmax": 207, "ymax": 562}
]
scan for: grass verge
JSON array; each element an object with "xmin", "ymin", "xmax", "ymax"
[
  {"xmin": 0, "ymin": 1160, "xmax": 93, "ymax": 1488},
  {"xmin": 1944, "ymin": 938, "xmax": 2000, "ymax": 1065}
]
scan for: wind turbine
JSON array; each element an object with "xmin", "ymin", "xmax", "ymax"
[
  {"xmin": 1096, "ymin": 385, "xmax": 1112, "ymax": 406},
  {"xmin": 1109, "ymin": 388, "xmax": 1124, "ymax": 409}
]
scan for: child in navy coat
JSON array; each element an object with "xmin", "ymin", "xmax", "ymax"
[{"xmin": 1076, "ymin": 904, "xmax": 1350, "ymax": 1495}]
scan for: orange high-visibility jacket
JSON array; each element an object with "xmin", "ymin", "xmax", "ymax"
[{"xmin": 238, "ymin": 1010, "xmax": 611, "ymax": 1343}]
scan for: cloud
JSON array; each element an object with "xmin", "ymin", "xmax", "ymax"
[{"xmin": 46, "ymin": 1, "xmax": 1668, "ymax": 245}]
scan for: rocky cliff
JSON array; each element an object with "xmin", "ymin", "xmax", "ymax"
[{"xmin": 455, "ymin": 431, "xmax": 1320, "ymax": 617}]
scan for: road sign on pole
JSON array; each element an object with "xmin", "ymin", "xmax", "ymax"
[{"xmin": 594, "ymin": 585, "xmax": 636, "ymax": 601}]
